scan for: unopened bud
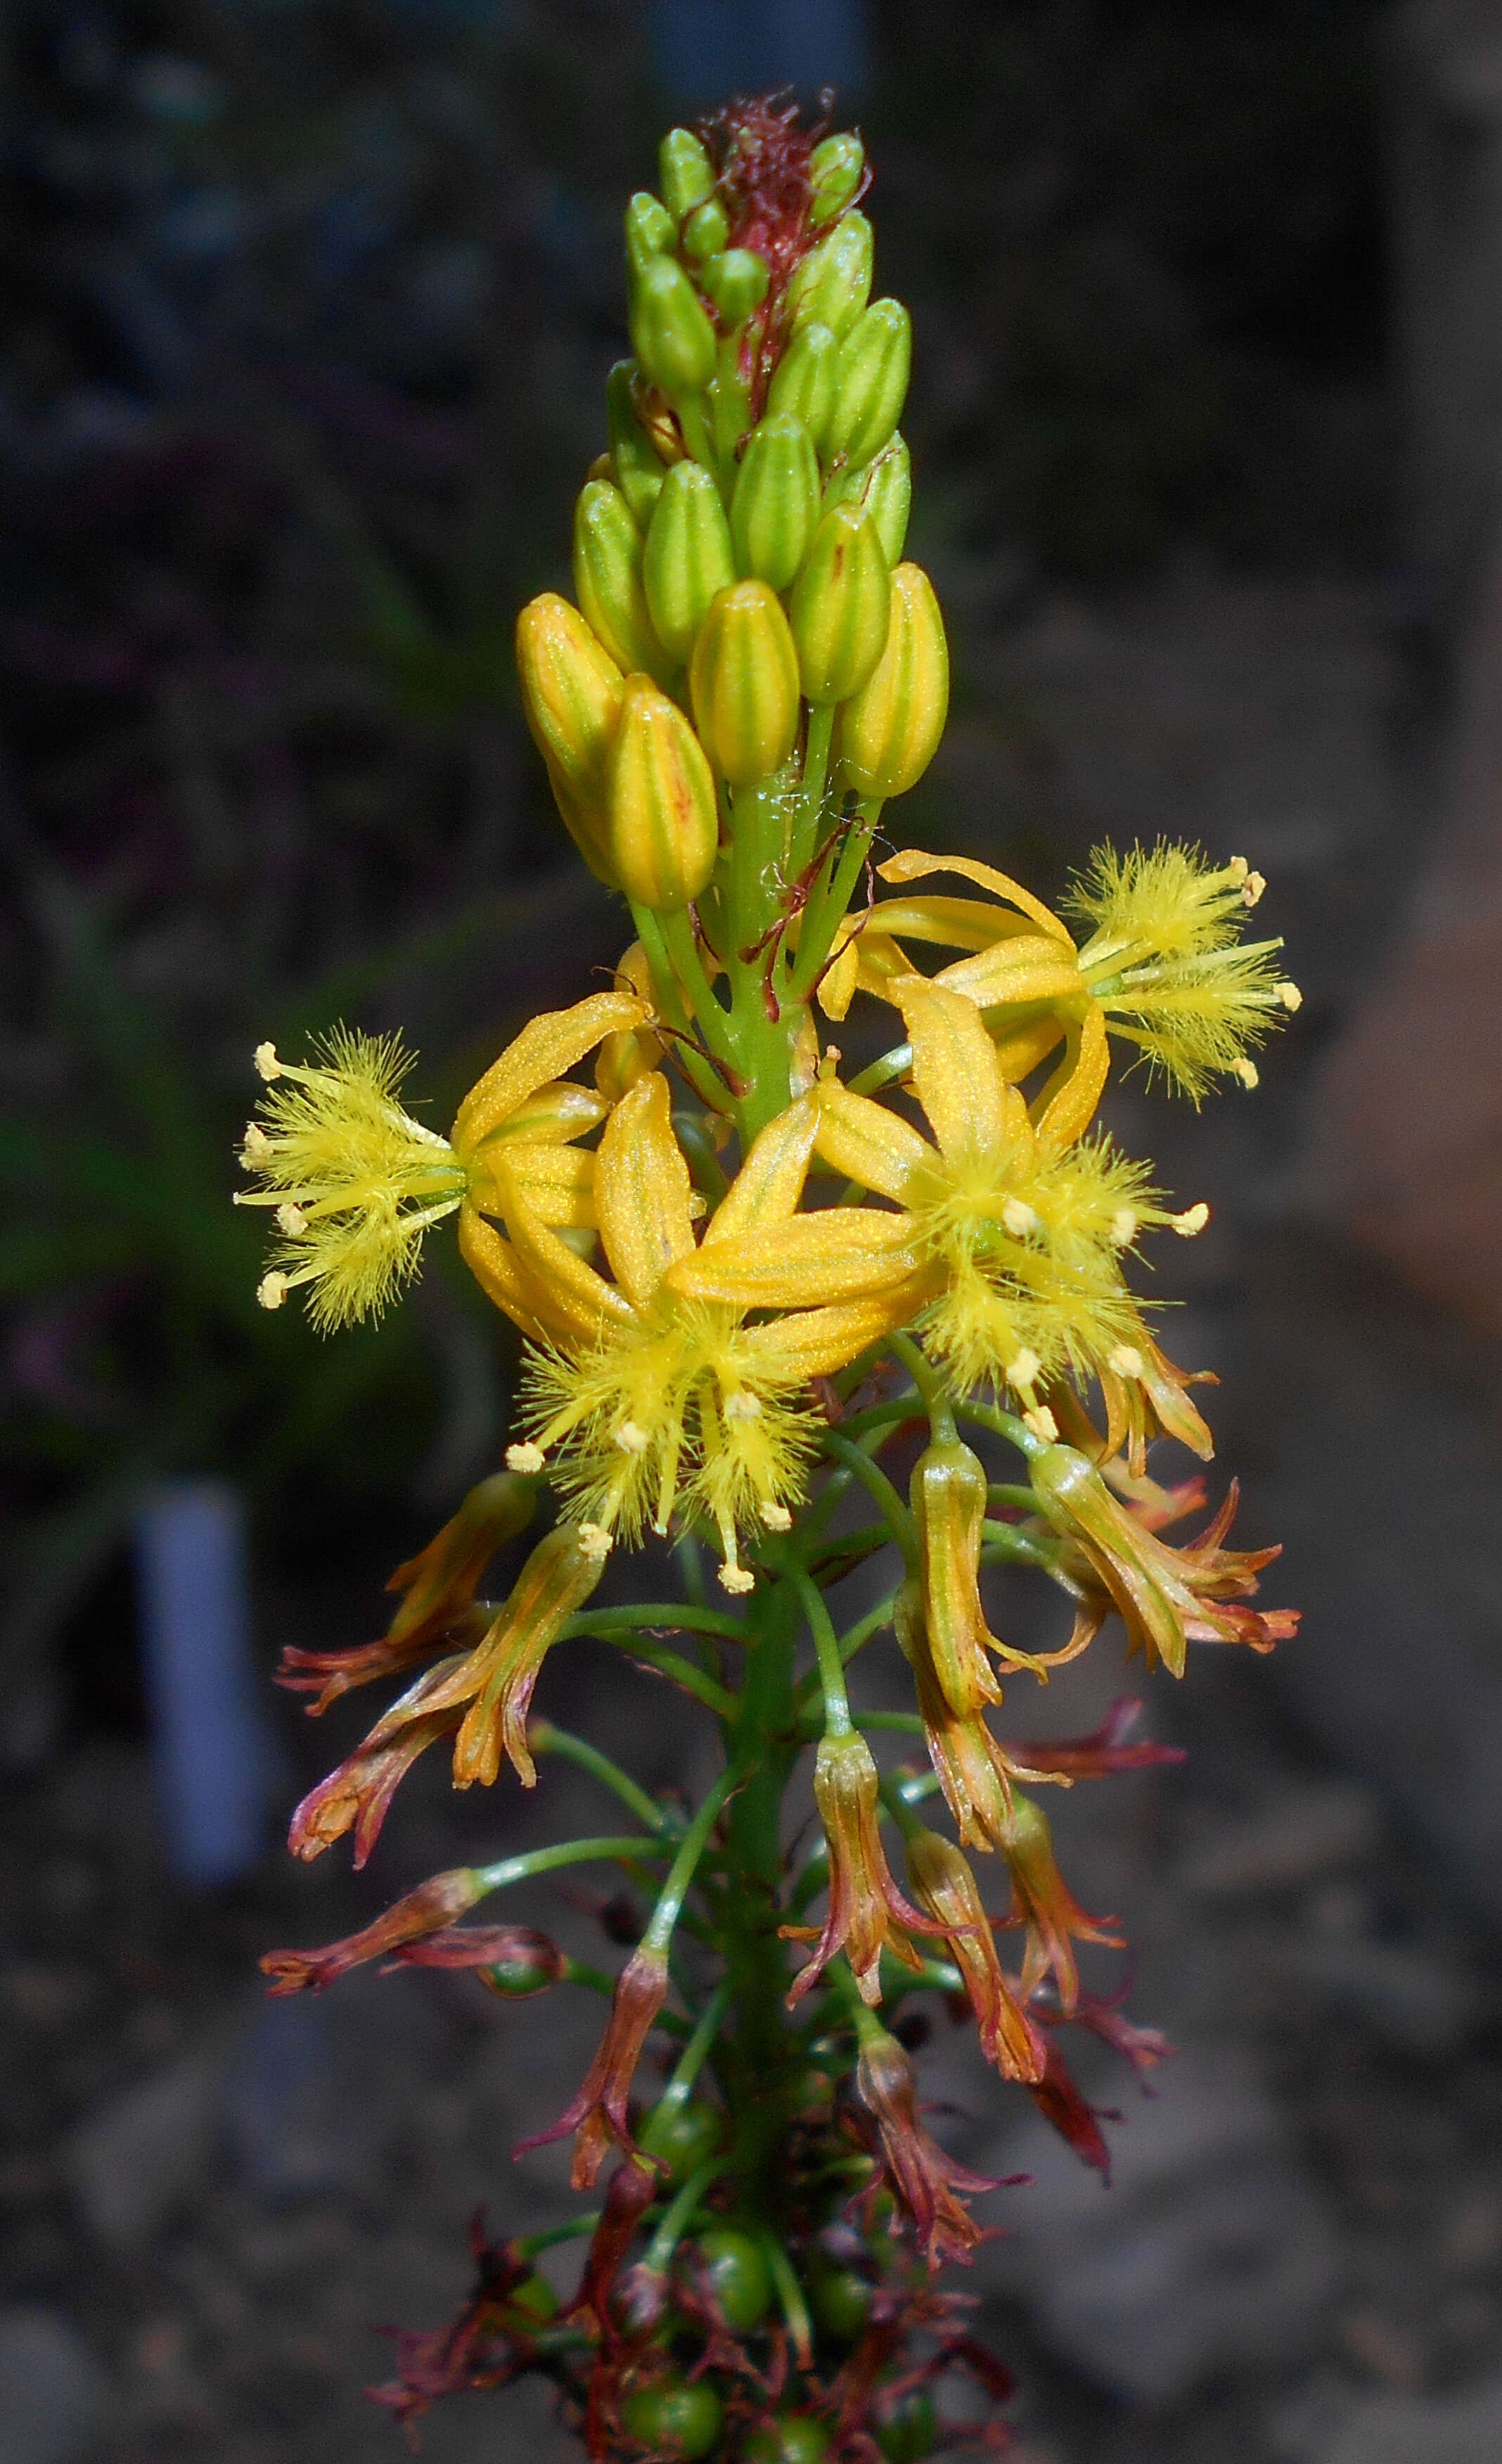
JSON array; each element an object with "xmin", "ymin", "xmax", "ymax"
[
  {"xmin": 659, "ymin": 127, "xmax": 714, "ymax": 221},
  {"xmin": 786, "ymin": 210, "xmax": 873, "ymax": 340},
  {"xmin": 478, "ymin": 1932, "xmax": 568, "ymax": 1998},
  {"xmin": 837, "ymin": 560, "xmax": 948, "ymax": 798},
  {"xmin": 683, "ymin": 195, "xmax": 729, "ymax": 262},
  {"xmin": 824, "ymin": 299, "xmax": 911, "ymax": 469},
  {"xmin": 608, "ymin": 674, "xmax": 719, "ymax": 912},
  {"xmin": 624, "ymin": 189, "xmax": 674, "ymax": 276},
  {"xmin": 515, "ymin": 592, "xmax": 624, "ymax": 878},
  {"xmin": 689, "ymin": 581, "xmax": 800, "ymax": 785},
  {"xmin": 828, "ymin": 430, "xmax": 911, "ymax": 565},
  {"xmin": 766, "ymin": 319, "xmax": 840, "ymax": 440},
  {"xmin": 698, "ymin": 247, "xmax": 770, "ymax": 328},
  {"xmin": 606, "ymin": 360, "xmax": 671, "ymax": 527},
  {"xmin": 629, "ymin": 254, "xmax": 717, "ymax": 399},
  {"xmin": 788, "ymin": 502, "xmax": 892, "ymax": 707},
  {"xmin": 808, "ymin": 131, "xmax": 866, "ymax": 225},
  {"xmin": 572, "ymin": 477, "xmax": 672, "ymax": 684},
  {"xmin": 643, "ymin": 459, "xmax": 736, "ymax": 666},
  {"xmin": 730, "ymin": 411, "xmax": 819, "ymax": 589}
]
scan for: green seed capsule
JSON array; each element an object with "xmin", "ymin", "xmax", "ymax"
[
  {"xmin": 606, "ymin": 359, "xmax": 669, "ymax": 528},
  {"xmin": 514, "ymin": 592, "xmax": 624, "ymax": 881},
  {"xmin": 620, "ymin": 2378, "xmax": 723, "ymax": 2462},
  {"xmin": 642, "ymin": 459, "xmax": 736, "ymax": 665},
  {"xmin": 745, "ymin": 2422, "xmax": 833, "ymax": 2464},
  {"xmin": 698, "ymin": 246, "xmax": 770, "ymax": 328},
  {"xmin": 689, "ymin": 580, "xmax": 800, "ymax": 784},
  {"xmin": 659, "ymin": 126, "xmax": 714, "ymax": 221},
  {"xmin": 693, "ymin": 2228, "xmax": 772, "ymax": 2333},
  {"xmin": 785, "ymin": 210, "xmax": 873, "ymax": 340},
  {"xmin": 629, "ymin": 254, "xmax": 718, "ymax": 398},
  {"xmin": 607, "ymin": 672, "xmax": 719, "ymax": 912},
  {"xmin": 572, "ymin": 477, "xmax": 671, "ymax": 684},
  {"xmin": 766, "ymin": 319, "xmax": 840, "ymax": 442},
  {"xmin": 837, "ymin": 560, "xmax": 949, "ymax": 799},
  {"xmin": 624, "ymin": 189, "xmax": 674, "ymax": 275},
  {"xmin": 731, "ymin": 411, "xmax": 819, "ymax": 588},
  {"xmin": 682, "ymin": 195, "xmax": 729, "ymax": 262},
  {"xmin": 809, "ymin": 131, "xmax": 866, "ymax": 225},
  {"xmin": 824, "ymin": 299, "xmax": 912, "ymax": 468},
  {"xmin": 788, "ymin": 502, "xmax": 891, "ymax": 706}
]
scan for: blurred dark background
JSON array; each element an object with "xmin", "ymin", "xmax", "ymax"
[{"xmin": 5, "ymin": 4, "xmax": 1502, "ymax": 2460}]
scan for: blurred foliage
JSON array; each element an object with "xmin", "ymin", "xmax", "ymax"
[{"xmin": 0, "ymin": 0, "xmax": 1387, "ymax": 1721}]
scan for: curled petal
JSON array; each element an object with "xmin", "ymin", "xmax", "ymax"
[
  {"xmin": 786, "ymin": 1730, "xmax": 946, "ymax": 2006},
  {"xmin": 855, "ymin": 2022, "xmax": 1007, "ymax": 2267},
  {"xmin": 513, "ymin": 1946, "xmax": 671, "ymax": 2190},
  {"xmin": 878, "ymin": 847, "xmax": 1075, "ymax": 947},
  {"xmin": 287, "ymin": 1706, "xmax": 461, "ymax": 1868},
  {"xmin": 452, "ymin": 989, "xmax": 648, "ymax": 1153},
  {"xmin": 261, "ymin": 1868, "xmax": 488, "ymax": 1994}
]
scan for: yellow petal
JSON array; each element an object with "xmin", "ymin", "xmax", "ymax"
[
  {"xmin": 667, "ymin": 1207, "xmax": 922, "ymax": 1309},
  {"xmin": 458, "ymin": 1206, "xmax": 564, "ymax": 1347},
  {"xmin": 878, "ymin": 849, "xmax": 1075, "ymax": 947},
  {"xmin": 451, "ymin": 990, "xmax": 647, "ymax": 1153},
  {"xmin": 864, "ymin": 894, "xmax": 1050, "ymax": 954},
  {"xmin": 816, "ymin": 937, "xmax": 859, "ymax": 1021},
  {"xmin": 593, "ymin": 1070, "xmax": 695, "ymax": 1310},
  {"xmin": 989, "ymin": 1016, "xmax": 1068, "ymax": 1082},
  {"xmin": 498, "ymin": 1159, "xmax": 636, "ymax": 1340},
  {"xmin": 934, "ymin": 937, "xmax": 1088, "ymax": 1010},
  {"xmin": 1032, "ymin": 1003, "xmax": 1110, "ymax": 1147},
  {"xmin": 894, "ymin": 976, "xmax": 1012, "ymax": 1167},
  {"xmin": 484, "ymin": 1079, "xmax": 608, "ymax": 1145},
  {"xmin": 704, "ymin": 1095, "xmax": 818, "ymax": 1245},
  {"xmin": 490, "ymin": 1140, "xmax": 597, "ymax": 1231},
  {"xmin": 814, "ymin": 1082, "xmax": 932, "ymax": 1204},
  {"xmin": 740, "ymin": 1275, "xmax": 943, "ymax": 1380}
]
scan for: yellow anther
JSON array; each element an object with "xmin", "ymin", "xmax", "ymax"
[
  {"xmin": 1242, "ymin": 871, "xmax": 1266, "ymax": 908},
  {"xmin": 1172, "ymin": 1202, "xmax": 1210, "ymax": 1237},
  {"xmin": 1110, "ymin": 1207, "xmax": 1138, "ymax": 1247},
  {"xmin": 257, "ymin": 1271, "xmax": 289, "ymax": 1311},
  {"xmin": 719, "ymin": 1562, "xmax": 756, "ymax": 1595},
  {"xmin": 688, "ymin": 1191, "xmax": 707, "ymax": 1220},
  {"xmin": 506, "ymin": 1441, "xmax": 546, "ymax": 1474},
  {"xmin": 1280, "ymin": 981, "xmax": 1303, "ymax": 1012},
  {"xmin": 725, "ymin": 1390, "xmax": 763, "ymax": 1421},
  {"xmin": 577, "ymin": 1521, "xmax": 615, "ymax": 1562},
  {"xmin": 614, "ymin": 1420, "xmax": 650, "ymax": 1456},
  {"xmin": 1108, "ymin": 1344, "xmax": 1144, "ymax": 1379},
  {"xmin": 1226, "ymin": 856, "xmax": 1249, "ymax": 885},
  {"xmin": 1022, "ymin": 1405, "xmax": 1059, "ymax": 1442},
  {"xmin": 759, "ymin": 1501, "xmax": 793, "ymax": 1532},
  {"xmin": 1233, "ymin": 1058, "xmax": 1260, "ymax": 1089},
  {"xmin": 276, "ymin": 1202, "xmax": 309, "ymax": 1237},
  {"xmin": 241, "ymin": 1122, "xmax": 271, "ymax": 1161},
  {"xmin": 1007, "ymin": 1348, "xmax": 1042, "ymax": 1390},
  {"xmin": 1001, "ymin": 1198, "xmax": 1038, "ymax": 1238},
  {"xmin": 254, "ymin": 1041, "xmax": 281, "ymax": 1082}
]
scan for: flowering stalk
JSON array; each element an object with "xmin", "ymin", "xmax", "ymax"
[{"xmin": 243, "ymin": 97, "xmax": 1297, "ymax": 2460}]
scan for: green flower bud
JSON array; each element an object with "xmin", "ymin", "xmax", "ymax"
[
  {"xmin": 837, "ymin": 560, "xmax": 949, "ymax": 799},
  {"xmin": 730, "ymin": 411, "xmax": 819, "ymax": 589},
  {"xmin": 698, "ymin": 246, "xmax": 770, "ymax": 328},
  {"xmin": 856, "ymin": 431, "xmax": 912, "ymax": 565},
  {"xmin": 689, "ymin": 580, "xmax": 800, "ymax": 785},
  {"xmin": 572, "ymin": 477, "xmax": 672, "ymax": 684},
  {"xmin": 607, "ymin": 672, "xmax": 719, "ymax": 912},
  {"xmin": 514, "ymin": 592, "xmax": 624, "ymax": 881},
  {"xmin": 642, "ymin": 459, "xmax": 736, "ymax": 665},
  {"xmin": 824, "ymin": 299, "xmax": 912, "ymax": 468},
  {"xmin": 785, "ymin": 210, "xmax": 873, "ymax": 340},
  {"xmin": 809, "ymin": 131, "xmax": 866, "ymax": 225},
  {"xmin": 765, "ymin": 319, "xmax": 840, "ymax": 441},
  {"xmin": 606, "ymin": 359, "xmax": 669, "ymax": 528},
  {"xmin": 659, "ymin": 126, "xmax": 714, "ymax": 222},
  {"xmin": 788, "ymin": 502, "xmax": 892, "ymax": 706},
  {"xmin": 682, "ymin": 195, "xmax": 729, "ymax": 262},
  {"xmin": 629, "ymin": 254, "xmax": 717, "ymax": 398},
  {"xmin": 624, "ymin": 189, "xmax": 674, "ymax": 275}
]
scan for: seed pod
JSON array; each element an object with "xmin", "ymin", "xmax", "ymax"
[
  {"xmin": 689, "ymin": 581, "xmax": 800, "ymax": 785},
  {"xmin": 605, "ymin": 359, "xmax": 669, "ymax": 528},
  {"xmin": 572, "ymin": 478, "xmax": 671, "ymax": 684},
  {"xmin": 682, "ymin": 195, "xmax": 728, "ymax": 262},
  {"xmin": 515, "ymin": 592, "xmax": 623, "ymax": 878},
  {"xmin": 809, "ymin": 131, "xmax": 866, "ymax": 225},
  {"xmin": 837, "ymin": 560, "xmax": 949, "ymax": 798},
  {"xmin": 824, "ymin": 298, "xmax": 912, "ymax": 468},
  {"xmin": 730, "ymin": 411, "xmax": 819, "ymax": 589},
  {"xmin": 787, "ymin": 501, "xmax": 892, "ymax": 706},
  {"xmin": 607, "ymin": 673, "xmax": 719, "ymax": 912},
  {"xmin": 785, "ymin": 210, "xmax": 873, "ymax": 340},
  {"xmin": 765, "ymin": 319, "xmax": 840, "ymax": 439},
  {"xmin": 698, "ymin": 246, "xmax": 770, "ymax": 328},
  {"xmin": 642, "ymin": 459, "xmax": 736, "ymax": 666},
  {"xmin": 624, "ymin": 189, "xmax": 674, "ymax": 275},
  {"xmin": 629, "ymin": 253, "xmax": 717, "ymax": 399},
  {"xmin": 659, "ymin": 126, "xmax": 714, "ymax": 221}
]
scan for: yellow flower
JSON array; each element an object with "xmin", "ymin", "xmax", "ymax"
[
  {"xmin": 667, "ymin": 975, "xmax": 1202, "ymax": 1411},
  {"xmin": 498, "ymin": 1076, "xmax": 923, "ymax": 1589},
  {"xmin": 238, "ymin": 989, "xmax": 648, "ymax": 1332}
]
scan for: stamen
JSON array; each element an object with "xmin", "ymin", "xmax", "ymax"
[
  {"xmin": 759, "ymin": 1501, "xmax": 792, "ymax": 1532},
  {"xmin": 1279, "ymin": 981, "xmax": 1303, "ymax": 1012},
  {"xmin": 725, "ymin": 1390, "xmax": 762, "ymax": 1420},
  {"xmin": 276, "ymin": 1202, "xmax": 309, "ymax": 1236},
  {"xmin": 506, "ymin": 1441, "xmax": 546, "ymax": 1474},
  {"xmin": 254, "ymin": 1041, "xmax": 281, "ymax": 1082},
  {"xmin": 1110, "ymin": 1208, "xmax": 1138, "ymax": 1247},
  {"xmin": 719, "ymin": 1563, "xmax": 756, "ymax": 1595},
  {"xmin": 1022, "ymin": 1406, "xmax": 1059, "ymax": 1442},
  {"xmin": 1242, "ymin": 871, "xmax": 1266, "ymax": 908},
  {"xmin": 1171, "ymin": 1202, "xmax": 1209, "ymax": 1237},
  {"xmin": 1108, "ymin": 1345, "xmax": 1144, "ymax": 1379},
  {"xmin": 1007, "ymin": 1348, "xmax": 1042, "ymax": 1390},
  {"xmin": 257, "ymin": 1271, "xmax": 290, "ymax": 1311},
  {"xmin": 241, "ymin": 1122, "xmax": 271, "ymax": 1161},
  {"xmin": 1226, "ymin": 857, "xmax": 1249, "ymax": 885},
  {"xmin": 577, "ymin": 1522, "xmax": 615, "ymax": 1562},
  {"xmin": 614, "ymin": 1420, "xmax": 650, "ymax": 1456},
  {"xmin": 1001, "ymin": 1198, "xmax": 1038, "ymax": 1237},
  {"xmin": 1233, "ymin": 1058, "xmax": 1259, "ymax": 1088}
]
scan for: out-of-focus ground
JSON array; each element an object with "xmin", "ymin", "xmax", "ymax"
[{"xmin": 6, "ymin": 4, "xmax": 1502, "ymax": 2462}]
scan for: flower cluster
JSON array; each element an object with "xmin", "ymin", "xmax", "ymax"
[{"xmin": 242, "ymin": 99, "xmax": 1298, "ymax": 2463}]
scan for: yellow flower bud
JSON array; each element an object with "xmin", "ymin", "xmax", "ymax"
[
  {"xmin": 689, "ymin": 581, "xmax": 800, "ymax": 786},
  {"xmin": 787, "ymin": 502, "xmax": 891, "ymax": 707},
  {"xmin": 643, "ymin": 459, "xmax": 737, "ymax": 666},
  {"xmin": 607, "ymin": 674, "xmax": 719, "ymax": 913},
  {"xmin": 785, "ymin": 211, "xmax": 873, "ymax": 340},
  {"xmin": 730, "ymin": 412, "xmax": 820, "ymax": 589},
  {"xmin": 823, "ymin": 300, "xmax": 911, "ymax": 470},
  {"xmin": 514, "ymin": 592, "xmax": 624, "ymax": 879},
  {"xmin": 837, "ymin": 560, "xmax": 949, "ymax": 798},
  {"xmin": 572, "ymin": 477, "xmax": 672, "ymax": 686}
]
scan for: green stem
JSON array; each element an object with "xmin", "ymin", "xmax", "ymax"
[
  {"xmin": 570, "ymin": 1603, "xmax": 747, "ymax": 1643},
  {"xmin": 717, "ymin": 1574, "xmax": 802, "ymax": 2209},
  {"xmin": 565, "ymin": 1620, "xmax": 740, "ymax": 1721},
  {"xmin": 788, "ymin": 797, "xmax": 884, "ymax": 1001},
  {"xmin": 819, "ymin": 1431, "xmax": 916, "ymax": 1565},
  {"xmin": 785, "ymin": 1558, "xmax": 852, "ymax": 1737},
  {"xmin": 515, "ymin": 2214, "xmax": 601, "ymax": 2260},
  {"xmin": 642, "ymin": 1766, "xmax": 743, "ymax": 1956},
  {"xmin": 848, "ymin": 1041, "xmax": 913, "ymax": 1098},
  {"xmin": 528, "ymin": 1723, "xmax": 676, "ymax": 1837},
  {"xmin": 761, "ymin": 2231, "xmax": 814, "ymax": 2368},
  {"xmin": 788, "ymin": 702, "xmax": 835, "ymax": 880},
  {"xmin": 473, "ymin": 1835, "xmax": 670, "ymax": 1893},
  {"xmin": 955, "ymin": 1395, "xmax": 1046, "ymax": 1461},
  {"xmin": 643, "ymin": 2155, "xmax": 728, "ymax": 2273}
]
